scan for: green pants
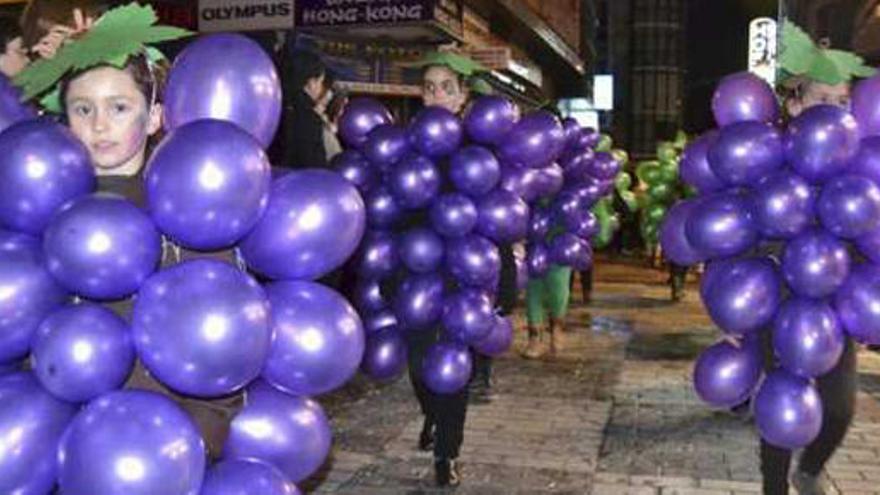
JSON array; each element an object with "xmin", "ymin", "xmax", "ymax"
[{"xmin": 526, "ymin": 265, "xmax": 572, "ymax": 326}]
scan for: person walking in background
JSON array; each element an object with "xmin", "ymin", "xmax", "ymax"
[
  {"xmin": 279, "ymin": 49, "xmax": 329, "ymax": 169},
  {"xmin": 0, "ymin": 14, "xmax": 29, "ymax": 78}
]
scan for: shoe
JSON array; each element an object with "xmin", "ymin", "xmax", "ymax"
[
  {"xmin": 791, "ymin": 469, "xmax": 829, "ymax": 495},
  {"xmin": 418, "ymin": 418, "xmax": 434, "ymax": 452},
  {"xmin": 468, "ymin": 381, "xmax": 494, "ymax": 405},
  {"xmin": 521, "ymin": 329, "xmax": 545, "ymax": 359},
  {"xmin": 435, "ymin": 457, "xmax": 461, "ymax": 486}
]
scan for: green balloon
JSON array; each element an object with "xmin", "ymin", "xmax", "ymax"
[
  {"xmin": 648, "ymin": 182, "xmax": 673, "ymax": 202},
  {"xmin": 611, "ymin": 149, "xmax": 629, "ymax": 166},
  {"xmin": 645, "ymin": 203, "xmax": 667, "ymax": 223},
  {"xmin": 673, "ymin": 130, "xmax": 688, "ymax": 150},
  {"xmin": 596, "ymin": 134, "xmax": 613, "ymax": 152},
  {"xmin": 658, "ymin": 161, "xmax": 679, "ymax": 183},
  {"xmin": 621, "ymin": 191, "xmax": 639, "ymax": 212},
  {"xmin": 657, "ymin": 142, "xmax": 677, "ymax": 162},
  {"xmin": 641, "ymin": 221, "xmax": 659, "ymax": 242},
  {"xmin": 614, "ymin": 171, "xmax": 632, "ymax": 191}
]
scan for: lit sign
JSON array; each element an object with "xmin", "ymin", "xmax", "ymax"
[{"xmin": 748, "ymin": 17, "xmax": 777, "ymax": 86}]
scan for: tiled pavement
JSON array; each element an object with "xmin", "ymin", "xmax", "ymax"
[{"xmin": 301, "ymin": 259, "xmax": 880, "ymax": 494}]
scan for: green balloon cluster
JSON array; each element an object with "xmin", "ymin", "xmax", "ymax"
[
  {"xmin": 636, "ymin": 131, "xmax": 690, "ymax": 247},
  {"xmin": 591, "ymin": 135, "xmax": 637, "ymax": 248}
]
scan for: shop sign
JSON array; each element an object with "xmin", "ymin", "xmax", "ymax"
[
  {"xmin": 296, "ymin": 0, "xmax": 434, "ymax": 28},
  {"xmin": 748, "ymin": 17, "xmax": 777, "ymax": 87},
  {"xmin": 198, "ymin": 0, "xmax": 294, "ymax": 32}
]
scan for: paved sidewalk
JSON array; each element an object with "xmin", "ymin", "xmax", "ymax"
[{"xmin": 301, "ymin": 259, "xmax": 880, "ymax": 494}]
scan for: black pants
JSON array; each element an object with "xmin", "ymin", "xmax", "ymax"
[
  {"xmin": 669, "ymin": 264, "xmax": 687, "ymax": 293},
  {"xmin": 760, "ymin": 337, "xmax": 857, "ymax": 494},
  {"xmin": 573, "ymin": 267, "xmax": 593, "ymax": 301},
  {"xmin": 407, "ymin": 329, "xmax": 469, "ymax": 460},
  {"xmin": 470, "ymin": 353, "xmax": 492, "ymax": 387}
]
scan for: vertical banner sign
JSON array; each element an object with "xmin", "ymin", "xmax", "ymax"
[
  {"xmin": 198, "ymin": 0, "xmax": 295, "ymax": 32},
  {"xmin": 748, "ymin": 17, "xmax": 777, "ymax": 87}
]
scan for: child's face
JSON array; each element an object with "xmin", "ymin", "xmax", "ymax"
[
  {"xmin": 787, "ymin": 81, "xmax": 851, "ymax": 117},
  {"xmin": 65, "ymin": 66, "xmax": 161, "ymax": 176},
  {"xmin": 423, "ymin": 65, "xmax": 467, "ymax": 114},
  {"xmin": 0, "ymin": 37, "xmax": 30, "ymax": 78}
]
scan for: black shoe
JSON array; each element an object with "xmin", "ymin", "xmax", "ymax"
[
  {"xmin": 418, "ymin": 418, "xmax": 434, "ymax": 452},
  {"xmin": 435, "ymin": 457, "xmax": 461, "ymax": 486}
]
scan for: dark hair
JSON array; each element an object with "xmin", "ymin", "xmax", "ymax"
[
  {"xmin": 0, "ymin": 14, "xmax": 22, "ymax": 49},
  {"xmin": 20, "ymin": 0, "xmax": 107, "ymax": 50},
  {"xmin": 287, "ymin": 50, "xmax": 325, "ymax": 92}
]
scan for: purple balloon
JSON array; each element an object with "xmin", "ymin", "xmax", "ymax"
[
  {"xmin": 43, "ymin": 194, "xmax": 161, "ymax": 300},
  {"xmin": 477, "ymin": 189, "xmax": 530, "ymax": 243},
  {"xmin": 659, "ymin": 199, "xmax": 706, "ymax": 266},
  {"xmin": 360, "ymin": 326, "xmax": 408, "ymax": 381},
  {"xmin": 750, "ymin": 172, "xmax": 815, "ymax": 239},
  {"xmin": 693, "ymin": 339, "xmax": 762, "ymax": 408},
  {"xmin": 146, "ymin": 119, "xmax": 271, "ymax": 250},
  {"xmin": 499, "ymin": 166, "xmax": 541, "ymax": 202},
  {"xmin": 430, "ymin": 193, "xmax": 478, "ymax": 238},
  {"xmin": 164, "ymin": 34, "xmax": 281, "ymax": 148},
  {"xmin": 450, "ymin": 146, "xmax": 501, "ymax": 197},
  {"xmin": 0, "ymin": 74, "xmax": 35, "ymax": 135},
  {"xmin": 263, "ymin": 281, "xmax": 365, "ymax": 396},
  {"xmin": 240, "ymin": 169, "xmax": 366, "ymax": 280},
  {"xmin": 225, "ymin": 381, "xmax": 331, "ymax": 483},
  {"xmin": 356, "ymin": 230, "xmax": 399, "ymax": 280},
  {"xmin": 446, "ymin": 235, "xmax": 501, "ymax": 288},
  {"xmin": 0, "ymin": 230, "xmax": 67, "ymax": 363},
  {"xmin": 817, "ymin": 174, "xmax": 880, "ymax": 239},
  {"xmin": 575, "ymin": 178, "xmax": 605, "ymax": 208},
  {"xmin": 549, "ymin": 232, "xmax": 593, "ymax": 270},
  {"xmin": 409, "ymin": 106, "xmax": 463, "ymax": 158},
  {"xmin": 0, "ymin": 119, "xmax": 94, "ymax": 235},
  {"xmin": 31, "ymin": 303, "xmax": 134, "ymax": 403},
  {"xmin": 352, "ymin": 278, "xmax": 387, "ymax": 314},
  {"xmin": 851, "ymin": 73, "xmax": 880, "ymax": 138},
  {"xmin": 473, "ymin": 314, "xmax": 514, "ymax": 357},
  {"xmin": 754, "ymin": 370, "xmax": 823, "ymax": 449},
  {"xmin": 59, "ymin": 390, "xmax": 206, "ymax": 495},
  {"xmin": 332, "ymin": 149, "xmax": 376, "ymax": 192},
  {"xmin": 781, "ymin": 229, "xmax": 850, "ymax": 299},
  {"xmin": 708, "ymin": 121, "xmax": 784, "ymax": 186},
  {"xmin": 363, "ymin": 309, "xmax": 398, "ymax": 334},
  {"xmin": 848, "ymin": 136, "xmax": 880, "ymax": 186},
  {"xmin": 553, "ymin": 190, "xmax": 586, "ymax": 229},
  {"xmin": 855, "ymin": 226, "xmax": 880, "ymax": 264},
  {"xmin": 685, "ymin": 192, "xmax": 757, "ymax": 259},
  {"xmin": 785, "ymin": 105, "xmax": 860, "ymax": 183},
  {"xmin": 576, "ymin": 127, "xmax": 601, "ymax": 150},
  {"xmin": 773, "ymin": 298, "xmax": 844, "ymax": 378},
  {"xmin": 422, "ymin": 341, "xmax": 473, "ymax": 394},
  {"xmin": 365, "ymin": 185, "xmax": 403, "ymax": 229},
  {"xmin": 388, "ymin": 153, "xmax": 441, "ymax": 209},
  {"xmin": 561, "ymin": 149, "xmax": 596, "ymax": 185},
  {"xmin": 527, "ymin": 243, "xmax": 550, "ymax": 278},
  {"xmin": 711, "ymin": 72, "xmax": 779, "ymax": 126},
  {"xmin": 498, "ymin": 111, "xmax": 566, "ymax": 169},
  {"xmin": 680, "ymin": 131, "xmax": 725, "ymax": 194},
  {"xmin": 362, "ymin": 124, "xmax": 411, "ymax": 169},
  {"xmin": 463, "ymin": 95, "xmax": 518, "ymax": 145},
  {"xmin": 442, "ymin": 290, "xmax": 495, "ymax": 344},
  {"xmin": 534, "ymin": 163, "xmax": 566, "ymax": 199},
  {"xmin": 529, "ymin": 207, "xmax": 553, "ymax": 241},
  {"xmin": 701, "ymin": 257, "xmax": 781, "ymax": 335},
  {"xmin": 574, "ymin": 211, "xmax": 600, "ymax": 239},
  {"xmin": 561, "ymin": 117, "xmax": 582, "ymax": 149},
  {"xmin": 399, "ymin": 227, "xmax": 445, "ymax": 274},
  {"xmin": 393, "ymin": 272, "xmax": 445, "ymax": 330},
  {"xmin": 835, "ymin": 264, "xmax": 880, "ymax": 344},
  {"xmin": 588, "ymin": 152, "xmax": 622, "ymax": 181},
  {"xmin": 338, "ymin": 98, "xmax": 393, "ymax": 149},
  {"xmin": 201, "ymin": 459, "xmax": 299, "ymax": 495},
  {"xmin": 0, "ymin": 372, "xmax": 77, "ymax": 495},
  {"xmin": 133, "ymin": 259, "xmax": 272, "ymax": 397}
]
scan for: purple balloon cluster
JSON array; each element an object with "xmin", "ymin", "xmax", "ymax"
[
  {"xmin": 0, "ymin": 34, "xmax": 365, "ymax": 495},
  {"xmin": 339, "ymin": 96, "xmax": 614, "ymax": 394},
  {"xmin": 667, "ymin": 71, "xmax": 880, "ymax": 450}
]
